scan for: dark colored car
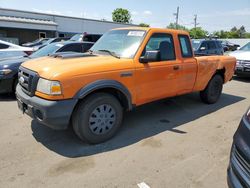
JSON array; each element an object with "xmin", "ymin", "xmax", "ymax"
[
  {"xmin": 221, "ymin": 40, "xmax": 240, "ymax": 51},
  {"xmin": 70, "ymin": 33, "xmax": 102, "ymax": 42},
  {"xmin": 228, "ymin": 107, "xmax": 250, "ymax": 188},
  {"xmin": 192, "ymin": 39, "xmax": 224, "ymax": 56},
  {"xmin": 35, "ymin": 37, "xmax": 70, "ymax": 51},
  {"xmin": 22, "ymin": 38, "xmax": 50, "ymax": 47},
  {"xmin": 0, "ymin": 41, "xmax": 94, "ymax": 94},
  {"xmin": 0, "ymin": 51, "xmax": 27, "ymax": 61}
]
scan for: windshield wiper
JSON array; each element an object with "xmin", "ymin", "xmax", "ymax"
[{"xmin": 97, "ymin": 50, "xmax": 120, "ymax": 59}]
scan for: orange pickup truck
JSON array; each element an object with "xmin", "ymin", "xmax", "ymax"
[{"xmin": 16, "ymin": 27, "xmax": 236, "ymax": 143}]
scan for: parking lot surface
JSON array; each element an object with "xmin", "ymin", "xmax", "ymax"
[{"xmin": 0, "ymin": 77, "xmax": 249, "ymax": 188}]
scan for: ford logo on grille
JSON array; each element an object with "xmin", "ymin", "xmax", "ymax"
[{"xmin": 19, "ymin": 76, "xmax": 25, "ymax": 84}]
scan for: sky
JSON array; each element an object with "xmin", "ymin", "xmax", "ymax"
[{"xmin": 0, "ymin": 0, "xmax": 250, "ymax": 32}]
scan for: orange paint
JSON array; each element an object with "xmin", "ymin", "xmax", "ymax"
[{"xmin": 21, "ymin": 27, "xmax": 236, "ymax": 107}]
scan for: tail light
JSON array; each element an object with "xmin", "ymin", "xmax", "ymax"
[{"xmin": 24, "ymin": 51, "xmax": 33, "ymax": 56}]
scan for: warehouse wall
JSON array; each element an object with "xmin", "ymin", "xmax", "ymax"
[{"xmin": 0, "ymin": 8, "xmax": 135, "ymax": 34}]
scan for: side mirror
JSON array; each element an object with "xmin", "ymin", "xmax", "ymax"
[
  {"xmin": 139, "ymin": 50, "xmax": 160, "ymax": 63},
  {"xmin": 200, "ymin": 47, "xmax": 206, "ymax": 51}
]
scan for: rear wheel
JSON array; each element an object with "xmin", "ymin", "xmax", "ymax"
[
  {"xmin": 72, "ymin": 93, "xmax": 123, "ymax": 144},
  {"xmin": 200, "ymin": 74, "xmax": 223, "ymax": 104}
]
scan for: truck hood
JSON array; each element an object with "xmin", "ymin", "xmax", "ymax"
[
  {"xmin": 229, "ymin": 51, "xmax": 250, "ymax": 61},
  {"xmin": 21, "ymin": 54, "xmax": 134, "ymax": 79}
]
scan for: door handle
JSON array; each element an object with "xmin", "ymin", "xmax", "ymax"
[{"xmin": 173, "ymin": 65, "xmax": 180, "ymax": 70}]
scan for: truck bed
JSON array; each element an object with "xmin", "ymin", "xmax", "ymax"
[{"xmin": 193, "ymin": 55, "xmax": 236, "ymax": 91}]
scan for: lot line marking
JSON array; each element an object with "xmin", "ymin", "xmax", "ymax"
[{"xmin": 137, "ymin": 182, "xmax": 151, "ymax": 188}]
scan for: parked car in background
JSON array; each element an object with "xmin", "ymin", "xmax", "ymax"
[
  {"xmin": 229, "ymin": 42, "xmax": 250, "ymax": 77},
  {"xmin": 0, "ymin": 39, "xmax": 33, "ymax": 59},
  {"xmin": 22, "ymin": 38, "xmax": 49, "ymax": 48},
  {"xmin": 70, "ymin": 33, "xmax": 102, "ymax": 42},
  {"xmin": 34, "ymin": 37, "xmax": 70, "ymax": 51},
  {"xmin": 0, "ymin": 41, "xmax": 94, "ymax": 94},
  {"xmin": 220, "ymin": 40, "xmax": 240, "ymax": 51},
  {"xmin": 219, "ymin": 41, "xmax": 230, "ymax": 52},
  {"xmin": 228, "ymin": 106, "xmax": 250, "ymax": 188},
  {"xmin": 192, "ymin": 39, "xmax": 224, "ymax": 56}
]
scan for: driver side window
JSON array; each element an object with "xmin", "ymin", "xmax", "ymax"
[{"xmin": 141, "ymin": 33, "xmax": 176, "ymax": 62}]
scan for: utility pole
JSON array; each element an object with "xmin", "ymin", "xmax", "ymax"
[
  {"xmin": 193, "ymin": 14, "xmax": 199, "ymax": 39},
  {"xmin": 173, "ymin": 6, "xmax": 179, "ymax": 29},
  {"xmin": 194, "ymin": 14, "xmax": 199, "ymax": 29}
]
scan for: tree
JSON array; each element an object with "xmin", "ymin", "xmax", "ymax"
[
  {"xmin": 239, "ymin": 26, "xmax": 246, "ymax": 38},
  {"xmin": 139, "ymin": 23, "xmax": 150, "ymax": 27},
  {"xmin": 112, "ymin": 8, "xmax": 131, "ymax": 23},
  {"xmin": 167, "ymin": 23, "xmax": 189, "ymax": 31},
  {"xmin": 189, "ymin": 27, "xmax": 209, "ymax": 39},
  {"xmin": 231, "ymin": 27, "xmax": 238, "ymax": 32}
]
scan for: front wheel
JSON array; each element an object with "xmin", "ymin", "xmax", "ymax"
[
  {"xmin": 72, "ymin": 93, "xmax": 123, "ymax": 144},
  {"xmin": 200, "ymin": 74, "xmax": 223, "ymax": 104}
]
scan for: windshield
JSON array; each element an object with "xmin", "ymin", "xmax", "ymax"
[
  {"xmin": 191, "ymin": 40, "xmax": 201, "ymax": 50},
  {"xmin": 30, "ymin": 43, "xmax": 64, "ymax": 58},
  {"xmin": 90, "ymin": 30, "xmax": 146, "ymax": 58},
  {"xmin": 239, "ymin": 42, "xmax": 250, "ymax": 51},
  {"xmin": 70, "ymin": 34, "xmax": 83, "ymax": 41}
]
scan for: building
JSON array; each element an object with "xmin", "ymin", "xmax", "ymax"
[{"xmin": 0, "ymin": 8, "xmax": 136, "ymax": 44}]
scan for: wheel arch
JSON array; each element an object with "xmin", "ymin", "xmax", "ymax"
[
  {"xmin": 215, "ymin": 68, "xmax": 226, "ymax": 83},
  {"xmin": 74, "ymin": 80, "xmax": 133, "ymax": 111}
]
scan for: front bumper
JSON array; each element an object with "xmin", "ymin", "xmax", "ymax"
[
  {"xmin": 227, "ymin": 116, "xmax": 250, "ymax": 188},
  {"xmin": 235, "ymin": 66, "xmax": 250, "ymax": 77},
  {"xmin": 0, "ymin": 77, "xmax": 15, "ymax": 94},
  {"xmin": 16, "ymin": 84, "xmax": 78, "ymax": 130}
]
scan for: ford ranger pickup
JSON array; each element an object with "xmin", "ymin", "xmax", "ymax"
[{"xmin": 16, "ymin": 27, "xmax": 236, "ymax": 144}]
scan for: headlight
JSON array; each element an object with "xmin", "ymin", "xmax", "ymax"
[
  {"xmin": 0, "ymin": 69, "xmax": 12, "ymax": 75},
  {"xmin": 36, "ymin": 78, "xmax": 62, "ymax": 95}
]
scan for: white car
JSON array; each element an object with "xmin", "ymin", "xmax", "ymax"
[
  {"xmin": 229, "ymin": 42, "xmax": 250, "ymax": 77},
  {"xmin": 0, "ymin": 40, "xmax": 34, "ymax": 61}
]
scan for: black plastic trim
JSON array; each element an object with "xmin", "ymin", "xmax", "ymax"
[{"xmin": 74, "ymin": 79, "xmax": 133, "ymax": 110}]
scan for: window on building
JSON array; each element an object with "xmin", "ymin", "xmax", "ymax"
[
  {"xmin": 59, "ymin": 33, "xmax": 65, "ymax": 38},
  {"xmin": 39, "ymin": 32, "xmax": 46, "ymax": 39}
]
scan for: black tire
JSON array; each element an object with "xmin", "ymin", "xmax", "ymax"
[
  {"xmin": 200, "ymin": 74, "xmax": 223, "ymax": 104},
  {"xmin": 72, "ymin": 93, "xmax": 123, "ymax": 144}
]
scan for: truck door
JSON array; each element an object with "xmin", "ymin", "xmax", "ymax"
[
  {"xmin": 177, "ymin": 35, "xmax": 198, "ymax": 95},
  {"xmin": 134, "ymin": 32, "xmax": 181, "ymax": 105}
]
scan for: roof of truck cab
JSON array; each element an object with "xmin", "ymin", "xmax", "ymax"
[{"xmin": 112, "ymin": 27, "xmax": 189, "ymax": 35}]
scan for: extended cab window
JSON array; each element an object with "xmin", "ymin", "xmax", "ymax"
[
  {"xmin": 179, "ymin": 35, "xmax": 193, "ymax": 58},
  {"xmin": 142, "ymin": 33, "xmax": 175, "ymax": 62}
]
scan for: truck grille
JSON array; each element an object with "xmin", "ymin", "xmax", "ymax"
[
  {"xmin": 18, "ymin": 66, "xmax": 39, "ymax": 96},
  {"xmin": 238, "ymin": 60, "xmax": 250, "ymax": 68}
]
